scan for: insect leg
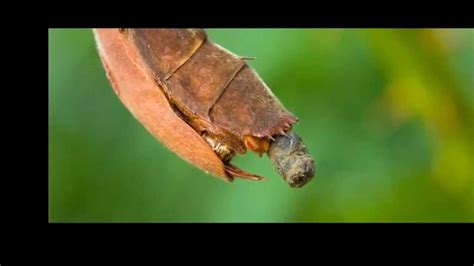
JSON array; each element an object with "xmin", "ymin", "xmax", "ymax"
[{"xmin": 224, "ymin": 164, "xmax": 268, "ymax": 181}]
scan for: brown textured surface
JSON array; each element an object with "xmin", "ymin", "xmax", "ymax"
[
  {"xmin": 127, "ymin": 29, "xmax": 207, "ymax": 80},
  {"xmin": 93, "ymin": 29, "xmax": 231, "ymax": 181},
  {"xmin": 165, "ymin": 41, "xmax": 246, "ymax": 121},
  {"xmin": 127, "ymin": 29, "xmax": 297, "ymax": 155},
  {"xmin": 209, "ymin": 65, "xmax": 297, "ymax": 139}
]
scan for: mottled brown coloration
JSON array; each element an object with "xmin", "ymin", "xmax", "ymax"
[
  {"xmin": 94, "ymin": 28, "xmax": 315, "ymax": 187},
  {"xmin": 125, "ymin": 29, "xmax": 207, "ymax": 80},
  {"xmin": 163, "ymin": 41, "xmax": 246, "ymax": 121},
  {"xmin": 126, "ymin": 29, "xmax": 297, "ymax": 157},
  {"xmin": 93, "ymin": 29, "xmax": 230, "ymax": 181},
  {"xmin": 210, "ymin": 65, "xmax": 297, "ymax": 139}
]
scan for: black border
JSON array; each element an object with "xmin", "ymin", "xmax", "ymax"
[
  {"xmin": 48, "ymin": 3, "xmax": 474, "ymax": 28},
  {"xmin": 41, "ymin": 8, "xmax": 474, "ymax": 259}
]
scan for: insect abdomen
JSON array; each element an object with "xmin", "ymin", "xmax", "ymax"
[{"xmin": 202, "ymin": 133, "xmax": 235, "ymax": 163}]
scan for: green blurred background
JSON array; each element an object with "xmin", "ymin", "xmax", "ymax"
[{"xmin": 49, "ymin": 29, "xmax": 474, "ymax": 222}]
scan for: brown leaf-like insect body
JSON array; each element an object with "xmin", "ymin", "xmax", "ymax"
[
  {"xmin": 94, "ymin": 29, "xmax": 230, "ymax": 181},
  {"xmin": 94, "ymin": 28, "xmax": 315, "ymax": 187},
  {"xmin": 125, "ymin": 29, "xmax": 297, "ymax": 154}
]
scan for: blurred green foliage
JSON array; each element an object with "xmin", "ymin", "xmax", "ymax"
[{"xmin": 49, "ymin": 29, "xmax": 474, "ymax": 222}]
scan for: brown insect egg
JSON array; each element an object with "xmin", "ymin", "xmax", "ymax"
[{"xmin": 93, "ymin": 28, "xmax": 315, "ymax": 187}]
